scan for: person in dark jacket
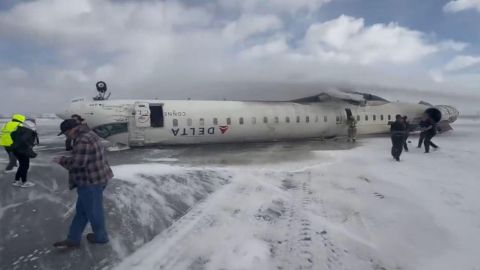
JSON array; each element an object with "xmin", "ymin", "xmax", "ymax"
[
  {"xmin": 65, "ymin": 114, "xmax": 87, "ymax": 151},
  {"xmin": 53, "ymin": 119, "xmax": 113, "ymax": 248},
  {"xmin": 390, "ymin": 114, "xmax": 406, "ymax": 161},
  {"xmin": 402, "ymin": 116, "xmax": 410, "ymax": 152},
  {"xmin": 422, "ymin": 117, "xmax": 439, "ymax": 153},
  {"xmin": 417, "ymin": 119, "xmax": 427, "ymax": 148},
  {"xmin": 10, "ymin": 119, "xmax": 38, "ymax": 187}
]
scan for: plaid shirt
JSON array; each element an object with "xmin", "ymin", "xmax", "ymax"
[{"xmin": 60, "ymin": 125, "xmax": 113, "ymax": 188}]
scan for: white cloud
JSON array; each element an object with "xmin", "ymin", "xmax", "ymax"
[
  {"xmin": 239, "ymin": 38, "xmax": 289, "ymax": 59},
  {"xmin": 5, "ymin": 67, "xmax": 28, "ymax": 80},
  {"xmin": 218, "ymin": 0, "xmax": 332, "ymax": 13},
  {"xmin": 303, "ymin": 15, "xmax": 439, "ymax": 65},
  {"xmin": 222, "ymin": 14, "xmax": 283, "ymax": 42},
  {"xmin": 444, "ymin": 0, "xmax": 480, "ymax": 13},
  {"xmin": 439, "ymin": 40, "xmax": 469, "ymax": 51},
  {"xmin": 0, "ymin": 0, "xmax": 213, "ymax": 53},
  {"xmin": 429, "ymin": 70, "xmax": 445, "ymax": 83},
  {"xmin": 444, "ymin": 55, "xmax": 480, "ymax": 71},
  {"xmin": 0, "ymin": 0, "xmax": 477, "ymax": 113}
]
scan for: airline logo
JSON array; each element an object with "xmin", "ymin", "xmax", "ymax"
[
  {"xmin": 171, "ymin": 126, "xmax": 230, "ymax": 136},
  {"xmin": 219, "ymin": 126, "xmax": 229, "ymax": 134}
]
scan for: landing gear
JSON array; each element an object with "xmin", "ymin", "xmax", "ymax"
[{"xmin": 93, "ymin": 81, "xmax": 111, "ymax": 101}]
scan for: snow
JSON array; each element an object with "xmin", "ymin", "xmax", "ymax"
[
  {"xmin": 2, "ymin": 116, "xmax": 479, "ymax": 269},
  {"xmin": 113, "ymin": 119, "xmax": 480, "ymax": 270}
]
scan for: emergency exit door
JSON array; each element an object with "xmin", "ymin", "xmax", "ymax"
[
  {"xmin": 345, "ymin": 108, "xmax": 353, "ymax": 119},
  {"xmin": 134, "ymin": 102, "xmax": 151, "ymax": 127},
  {"xmin": 129, "ymin": 102, "xmax": 151, "ymax": 146},
  {"xmin": 149, "ymin": 103, "xmax": 164, "ymax": 128}
]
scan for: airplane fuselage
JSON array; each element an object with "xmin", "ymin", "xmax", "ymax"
[{"xmin": 58, "ymin": 96, "xmax": 459, "ymax": 147}]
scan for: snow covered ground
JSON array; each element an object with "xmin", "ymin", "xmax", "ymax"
[
  {"xmin": 1, "ymin": 118, "xmax": 479, "ymax": 270},
  {"xmin": 113, "ymin": 118, "xmax": 480, "ymax": 270}
]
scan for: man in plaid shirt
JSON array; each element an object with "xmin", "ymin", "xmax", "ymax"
[{"xmin": 53, "ymin": 119, "xmax": 114, "ymax": 248}]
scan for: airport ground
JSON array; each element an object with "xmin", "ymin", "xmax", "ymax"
[{"xmin": 1, "ymin": 118, "xmax": 479, "ymax": 270}]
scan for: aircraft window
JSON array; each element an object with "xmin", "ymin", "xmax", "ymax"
[
  {"xmin": 227, "ymin": 118, "xmax": 231, "ymax": 125},
  {"xmin": 365, "ymin": 115, "xmax": 368, "ymax": 121},
  {"xmin": 388, "ymin": 115, "xmax": 391, "ymax": 121},
  {"xmin": 187, "ymin": 118, "xmax": 193, "ymax": 126},
  {"xmin": 380, "ymin": 115, "xmax": 384, "ymax": 121},
  {"xmin": 356, "ymin": 115, "xmax": 360, "ymax": 122},
  {"xmin": 263, "ymin": 117, "xmax": 268, "ymax": 123},
  {"xmin": 199, "ymin": 118, "xmax": 204, "ymax": 126},
  {"xmin": 324, "ymin": 116, "xmax": 327, "ymax": 122},
  {"xmin": 213, "ymin": 118, "xmax": 218, "ymax": 125},
  {"xmin": 251, "ymin": 117, "xmax": 256, "ymax": 125},
  {"xmin": 239, "ymin": 117, "xmax": 244, "ymax": 125},
  {"xmin": 306, "ymin": 116, "xmax": 310, "ymax": 123},
  {"xmin": 173, "ymin": 119, "xmax": 178, "ymax": 127},
  {"xmin": 274, "ymin": 116, "xmax": 279, "ymax": 123},
  {"xmin": 373, "ymin": 115, "xmax": 376, "ymax": 121},
  {"xmin": 315, "ymin": 116, "xmax": 319, "ymax": 123},
  {"xmin": 93, "ymin": 123, "xmax": 128, "ymax": 139},
  {"xmin": 296, "ymin": 116, "xmax": 300, "ymax": 123}
]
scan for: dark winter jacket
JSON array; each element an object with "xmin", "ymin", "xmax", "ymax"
[
  {"xmin": 423, "ymin": 118, "xmax": 437, "ymax": 136},
  {"xmin": 10, "ymin": 126, "xmax": 38, "ymax": 158},
  {"xmin": 390, "ymin": 121, "xmax": 406, "ymax": 136},
  {"xmin": 418, "ymin": 120, "xmax": 427, "ymax": 128}
]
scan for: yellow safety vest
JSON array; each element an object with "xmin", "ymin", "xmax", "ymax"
[{"xmin": 0, "ymin": 114, "xmax": 26, "ymax": 147}]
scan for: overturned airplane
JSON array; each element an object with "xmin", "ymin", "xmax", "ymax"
[{"xmin": 57, "ymin": 82, "xmax": 459, "ymax": 147}]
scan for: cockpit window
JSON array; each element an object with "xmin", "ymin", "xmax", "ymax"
[{"xmin": 93, "ymin": 123, "xmax": 128, "ymax": 138}]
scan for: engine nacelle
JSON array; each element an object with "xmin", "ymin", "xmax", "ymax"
[{"xmin": 425, "ymin": 105, "xmax": 459, "ymax": 123}]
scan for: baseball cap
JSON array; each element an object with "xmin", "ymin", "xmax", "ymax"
[{"xmin": 58, "ymin": 119, "xmax": 80, "ymax": 136}]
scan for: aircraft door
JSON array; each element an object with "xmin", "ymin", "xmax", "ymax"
[
  {"xmin": 345, "ymin": 108, "xmax": 353, "ymax": 119},
  {"xmin": 129, "ymin": 102, "xmax": 151, "ymax": 146},
  {"xmin": 149, "ymin": 103, "xmax": 164, "ymax": 128},
  {"xmin": 134, "ymin": 102, "xmax": 151, "ymax": 127}
]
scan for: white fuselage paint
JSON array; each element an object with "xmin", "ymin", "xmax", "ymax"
[{"xmin": 57, "ymin": 98, "xmax": 457, "ymax": 147}]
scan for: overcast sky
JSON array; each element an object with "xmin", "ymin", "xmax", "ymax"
[{"xmin": 0, "ymin": 0, "xmax": 479, "ymax": 114}]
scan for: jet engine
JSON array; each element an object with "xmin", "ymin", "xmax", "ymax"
[
  {"xmin": 424, "ymin": 105, "xmax": 459, "ymax": 133},
  {"xmin": 424, "ymin": 105, "xmax": 459, "ymax": 123}
]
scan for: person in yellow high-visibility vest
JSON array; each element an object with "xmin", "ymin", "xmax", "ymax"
[{"xmin": 0, "ymin": 114, "xmax": 26, "ymax": 172}]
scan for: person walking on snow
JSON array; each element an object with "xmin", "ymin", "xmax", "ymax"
[
  {"xmin": 422, "ymin": 116, "xmax": 439, "ymax": 153},
  {"xmin": 346, "ymin": 115, "xmax": 357, "ymax": 142},
  {"xmin": 417, "ymin": 115, "xmax": 428, "ymax": 148},
  {"xmin": 65, "ymin": 114, "xmax": 88, "ymax": 151},
  {"xmin": 390, "ymin": 114, "xmax": 406, "ymax": 161},
  {"xmin": 53, "ymin": 119, "xmax": 113, "ymax": 248},
  {"xmin": 0, "ymin": 114, "xmax": 25, "ymax": 172},
  {"xmin": 10, "ymin": 119, "xmax": 39, "ymax": 187}
]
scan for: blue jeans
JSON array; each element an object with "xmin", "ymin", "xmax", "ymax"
[{"xmin": 67, "ymin": 185, "xmax": 109, "ymax": 244}]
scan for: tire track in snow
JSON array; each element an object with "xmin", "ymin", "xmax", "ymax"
[
  {"xmin": 275, "ymin": 171, "xmax": 350, "ymax": 270},
  {"xmin": 116, "ymin": 169, "xmax": 361, "ymax": 270},
  {"xmin": 276, "ymin": 171, "xmax": 319, "ymax": 270}
]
